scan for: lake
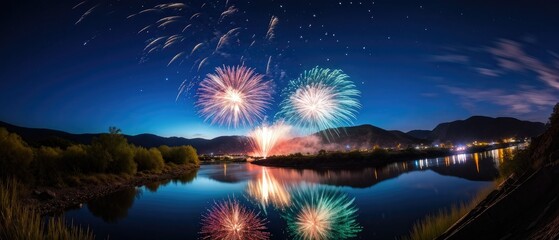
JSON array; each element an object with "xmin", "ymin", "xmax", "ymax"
[{"xmin": 64, "ymin": 148, "xmax": 515, "ymax": 239}]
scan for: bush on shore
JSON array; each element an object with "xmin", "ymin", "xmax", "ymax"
[
  {"xmin": 159, "ymin": 145, "xmax": 199, "ymax": 165},
  {"xmin": 34, "ymin": 146, "xmax": 64, "ymax": 186},
  {"xmin": 91, "ymin": 133, "xmax": 137, "ymax": 175},
  {"xmin": 134, "ymin": 147, "xmax": 165, "ymax": 173}
]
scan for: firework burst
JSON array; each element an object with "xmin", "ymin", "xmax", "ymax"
[
  {"xmin": 282, "ymin": 185, "xmax": 362, "ymax": 240},
  {"xmin": 197, "ymin": 65, "xmax": 272, "ymax": 127},
  {"xmin": 277, "ymin": 67, "xmax": 360, "ymax": 139},
  {"xmin": 200, "ymin": 198, "xmax": 270, "ymax": 240},
  {"xmin": 248, "ymin": 121, "xmax": 291, "ymax": 158}
]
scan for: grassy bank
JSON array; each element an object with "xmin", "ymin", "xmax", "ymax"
[
  {"xmin": 403, "ymin": 186, "xmax": 495, "ymax": 240},
  {"xmin": 0, "ymin": 179, "xmax": 94, "ymax": 240},
  {"xmin": 31, "ymin": 163, "xmax": 199, "ymax": 215},
  {"xmin": 403, "ymin": 144, "xmax": 533, "ymax": 240}
]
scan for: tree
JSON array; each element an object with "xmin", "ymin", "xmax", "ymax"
[
  {"xmin": 108, "ymin": 126, "xmax": 122, "ymax": 135},
  {"xmin": 549, "ymin": 103, "xmax": 559, "ymax": 125}
]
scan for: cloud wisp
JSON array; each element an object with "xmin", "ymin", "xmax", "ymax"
[{"xmin": 432, "ymin": 38, "xmax": 559, "ymax": 118}]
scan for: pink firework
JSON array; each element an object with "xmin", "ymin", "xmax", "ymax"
[
  {"xmin": 200, "ymin": 199, "xmax": 270, "ymax": 240},
  {"xmin": 249, "ymin": 122, "xmax": 291, "ymax": 159},
  {"xmin": 196, "ymin": 66, "xmax": 272, "ymax": 128}
]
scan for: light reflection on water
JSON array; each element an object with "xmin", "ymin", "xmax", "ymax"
[
  {"xmin": 64, "ymin": 147, "xmax": 516, "ymax": 240},
  {"xmin": 246, "ymin": 168, "xmax": 291, "ymax": 211}
]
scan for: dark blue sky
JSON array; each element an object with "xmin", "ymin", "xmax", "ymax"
[{"xmin": 1, "ymin": 0, "xmax": 558, "ymax": 138}]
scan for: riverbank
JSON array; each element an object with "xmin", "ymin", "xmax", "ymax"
[
  {"xmin": 23, "ymin": 163, "xmax": 199, "ymax": 215},
  {"xmin": 437, "ymin": 163, "xmax": 559, "ymax": 239},
  {"xmin": 0, "ymin": 127, "xmax": 201, "ymax": 216},
  {"xmin": 251, "ymin": 145, "xmax": 511, "ymax": 169},
  {"xmin": 437, "ymin": 105, "xmax": 559, "ymax": 239}
]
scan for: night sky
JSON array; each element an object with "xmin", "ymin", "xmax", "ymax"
[{"xmin": 1, "ymin": 0, "xmax": 558, "ymax": 138}]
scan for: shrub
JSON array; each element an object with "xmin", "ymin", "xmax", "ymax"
[
  {"xmin": 34, "ymin": 146, "xmax": 63, "ymax": 185},
  {"xmin": 158, "ymin": 145, "xmax": 171, "ymax": 160},
  {"xmin": 91, "ymin": 134, "xmax": 136, "ymax": 175},
  {"xmin": 0, "ymin": 128, "xmax": 34, "ymax": 181},
  {"xmin": 159, "ymin": 145, "xmax": 199, "ymax": 165},
  {"xmin": 109, "ymin": 146, "xmax": 136, "ymax": 175},
  {"xmin": 166, "ymin": 146, "xmax": 187, "ymax": 164},
  {"xmin": 134, "ymin": 147, "xmax": 165, "ymax": 172},
  {"xmin": 61, "ymin": 145, "xmax": 90, "ymax": 174}
]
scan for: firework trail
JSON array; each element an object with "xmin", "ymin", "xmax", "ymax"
[
  {"xmin": 127, "ymin": 1, "xmax": 280, "ymax": 99},
  {"xmin": 282, "ymin": 185, "xmax": 362, "ymax": 240},
  {"xmin": 73, "ymin": 0, "xmax": 131, "ymax": 25},
  {"xmin": 200, "ymin": 198, "xmax": 270, "ymax": 240},
  {"xmin": 127, "ymin": 2, "xmax": 244, "ymax": 71},
  {"xmin": 265, "ymin": 16, "xmax": 279, "ymax": 41},
  {"xmin": 246, "ymin": 168, "xmax": 291, "ymax": 212},
  {"xmin": 196, "ymin": 66, "xmax": 272, "ymax": 128},
  {"xmin": 74, "ymin": 3, "xmax": 100, "ymax": 25},
  {"xmin": 266, "ymin": 56, "xmax": 272, "ymax": 75},
  {"xmin": 216, "ymin": 27, "xmax": 242, "ymax": 52},
  {"xmin": 276, "ymin": 67, "xmax": 360, "ymax": 140},
  {"xmin": 74, "ymin": 1, "xmax": 284, "ymax": 99},
  {"xmin": 220, "ymin": 5, "xmax": 239, "ymax": 22},
  {"xmin": 248, "ymin": 121, "xmax": 291, "ymax": 158}
]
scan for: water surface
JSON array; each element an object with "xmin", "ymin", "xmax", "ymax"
[{"xmin": 65, "ymin": 148, "xmax": 514, "ymax": 239}]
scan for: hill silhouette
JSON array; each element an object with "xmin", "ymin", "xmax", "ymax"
[{"xmin": 0, "ymin": 115, "xmax": 546, "ymax": 153}]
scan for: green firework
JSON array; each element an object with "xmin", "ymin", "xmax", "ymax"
[
  {"xmin": 282, "ymin": 185, "xmax": 362, "ymax": 240},
  {"xmin": 276, "ymin": 67, "xmax": 361, "ymax": 139}
]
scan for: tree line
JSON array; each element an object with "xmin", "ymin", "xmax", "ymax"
[{"xmin": 0, "ymin": 127, "xmax": 199, "ymax": 186}]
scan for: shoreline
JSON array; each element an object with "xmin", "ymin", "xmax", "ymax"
[
  {"xmin": 24, "ymin": 164, "xmax": 199, "ymax": 216},
  {"xmin": 251, "ymin": 146, "xmax": 510, "ymax": 170}
]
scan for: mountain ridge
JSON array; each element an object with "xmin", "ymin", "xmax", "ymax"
[
  {"xmin": 427, "ymin": 116, "xmax": 546, "ymax": 143},
  {"xmin": 0, "ymin": 115, "xmax": 546, "ymax": 153}
]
